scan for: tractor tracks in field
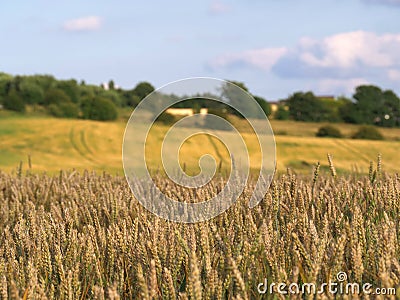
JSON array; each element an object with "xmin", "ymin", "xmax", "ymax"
[
  {"xmin": 333, "ymin": 139, "xmax": 371, "ymax": 163},
  {"xmin": 69, "ymin": 125, "xmax": 98, "ymax": 164}
]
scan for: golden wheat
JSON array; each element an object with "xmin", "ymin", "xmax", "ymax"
[{"xmin": 0, "ymin": 159, "xmax": 399, "ymax": 299}]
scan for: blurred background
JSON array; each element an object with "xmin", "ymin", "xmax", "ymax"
[{"xmin": 1, "ymin": 0, "xmax": 399, "ymax": 174}]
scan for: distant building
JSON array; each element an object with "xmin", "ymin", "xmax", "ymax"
[
  {"xmin": 101, "ymin": 82, "xmax": 120, "ymax": 91},
  {"xmin": 166, "ymin": 108, "xmax": 194, "ymax": 116},
  {"xmin": 199, "ymin": 108, "xmax": 208, "ymax": 115},
  {"xmin": 165, "ymin": 108, "xmax": 208, "ymax": 116},
  {"xmin": 269, "ymin": 101, "xmax": 280, "ymax": 113}
]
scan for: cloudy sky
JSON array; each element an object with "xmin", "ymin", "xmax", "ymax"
[{"xmin": 1, "ymin": 0, "xmax": 400, "ymax": 100}]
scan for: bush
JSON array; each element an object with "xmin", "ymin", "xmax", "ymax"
[
  {"xmin": 48, "ymin": 102, "xmax": 79, "ymax": 118},
  {"xmin": 316, "ymin": 125, "xmax": 342, "ymax": 138},
  {"xmin": 3, "ymin": 91, "xmax": 25, "ymax": 112},
  {"xmin": 274, "ymin": 105, "xmax": 290, "ymax": 120},
  {"xmin": 81, "ymin": 97, "xmax": 118, "ymax": 121},
  {"xmin": 352, "ymin": 125, "xmax": 384, "ymax": 140},
  {"xmin": 43, "ymin": 89, "xmax": 70, "ymax": 105}
]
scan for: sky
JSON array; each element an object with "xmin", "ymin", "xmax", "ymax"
[{"xmin": 1, "ymin": 0, "xmax": 400, "ymax": 100}]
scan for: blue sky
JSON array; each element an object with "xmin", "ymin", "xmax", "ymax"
[{"xmin": 1, "ymin": 0, "xmax": 400, "ymax": 100}]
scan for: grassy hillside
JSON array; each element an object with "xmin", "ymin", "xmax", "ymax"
[{"xmin": 0, "ymin": 112, "xmax": 399, "ymax": 174}]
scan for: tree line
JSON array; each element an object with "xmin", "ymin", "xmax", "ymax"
[
  {"xmin": 281, "ymin": 86, "xmax": 400, "ymax": 127},
  {"xmin": 0, "ymin": 72, "xmax": 399, "ymax": 127},
  {"xmin": 0, "ymin": 72, "xmax": 155, "ymax": 121}
]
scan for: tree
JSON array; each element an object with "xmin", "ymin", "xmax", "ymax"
[
  {"xmin": 97, "ymin": 90, "xmax": 123, "ymax": 107},
  {"xmin": 227, "ymin": 80, "xmax": 249, "ymax": 92},
  {"xmin": 351, "ymin": 85, "xmax": 383, "ymax": 125},
  {"xmin": 56, "ymin": 80, "xmax": 80, "ymax": 103},
  {"xmin": 381, "ymin": 90, "xmax": 400, "ymax": 127},
  {"xmin": 337, "ymin": 96, "xmax": 356, "ymax": 123},
  {"xmin": 287, "ymin": 91, "xmax": 331, "ymax": 122},
  {"xmin": 31, "ymin": 75, "xmax": 56, "ymax": 92},
  {"xmin": 81, "ymin": 97, "xmax": 118, "ymax": 121},
  {"xmin": 108, "ymin": 80, "xmax": 115, "ymax": 90},
  {"xmin": 43, "ymin": 89, "xmax": 70, "ymax": 106},
  {"xmin": 0, "ymin": 73, "xmax": 13, "ymax": 98},
  {"xmin": 3, "ymin": 90, "xmax": 25, "ymax": 112},
  {"xmin": 274, "ymin": 105, "xmax": 290, "ymax": 120},
  {"xmin": 132, "ymin": 82, "xmax": 155, "ymax": 100},
  {"xmin": 19, "ymin": 81, "xmax": 44, "ymax": 104},
  {"xmin": 49, "ymin": 102, "xmax": 79, "ymax": 118},
  {"xmin": 254, "ymin": 96, "xmax": 272, "ymax": 117},
  {"xmin": 220, "ymin": 81, "xmax": 259, "ymax": 119},
  {"xmin": 346, "ymin": 85, "xmax": 400, "ymax": 127}
]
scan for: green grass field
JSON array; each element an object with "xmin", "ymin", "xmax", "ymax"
[{"xmin": 1, "ymin": 111, "xmax": 399, "ymax": 174}]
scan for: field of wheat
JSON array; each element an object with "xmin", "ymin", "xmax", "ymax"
[{"xmin": 0, "ymin": 157, "xmax": 399, "ymax": 299}]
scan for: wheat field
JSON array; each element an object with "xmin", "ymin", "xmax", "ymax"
[
  {"xmin": 1, "ymin": 115, "xmax": 400, "ymax": 174},
  {"xmin": 0, "ymin": 157, "xmax": 399, "ymax": 299}
]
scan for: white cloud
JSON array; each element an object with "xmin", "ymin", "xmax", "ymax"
[
  {"xmin": 63, "ymin": 16, "xmax": 102, "ymax": 32},
  {"xmin": 272, "ymin": 31, "xmax": 400, "ymax": 79},
  {"xmin": 299, "ymin": 31, "xmax": 399, "ymax": 68},
  {"xmin": 209, "ymin": 31, "xmax": 400, "ymax": 96},
  {"xmin": 210, "ymin": 47, "xmax": 288, "ymax": 71},
  {"xmin": 209, "ymin": 0, "xmax": 231, "ymax": 14},
  {"xmin": 210, "ymin": 31, "xmax": 400, "ymax": 79}
]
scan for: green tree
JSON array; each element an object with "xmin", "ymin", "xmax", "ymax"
[
  {"xmin": 345, "ymin": 85, "xmax": 400, "ymax": 127},
  {"xmin": 0, "ymin": 73, "xmax": 13, "ymax": 99},
  {"xmin": 287, "ymin": 91, "xmax": 331, "ymax": 122},
  {"xmin": 56, "ymin": 80, "xmax": 80, "ymax": 103},
  {"xmin": 381, "ymin": 90, "xmax": 400, "ymax": 127},
  {"xmin": 98, "ymin": 90, "xmax": 123, "ymax": 107},
  {"xmin": 44, "ymin": 89, "xmax": 70, "ymax": 106},
  {"xmin": 133, "ymin": 82, "xmax": 155, "ymax": 100},
  {"xmin": 108, "ymin": 80, "xmax": 115, "ymax": 90},
  {"xmin": 81, "ymin": 97, "xmax": 118, "ymax": 121},
  {"xmin": 48, "ymin": 102, "xmax": 79, "ymax": 118},
  {"xmin": 351, "ymin": 85, "xmax": 382, "ymax": 125},
  {"xmin": 3, "ymin": 90, "xmax": 25, "ymax": 112},
  {"xmin": 19, "ymin": 81, "xmax": 44, "ymax": 104},
  {"xmin": 31, "ymin": 75, "xmax": 56, "ymax": 92},
  {"xmin": 254, "ymin": 96, "xmax": 271, "ymax": 117},
  {"xmin": 274, "ymin": 105, "xmax": 290, "ymax": 120}
]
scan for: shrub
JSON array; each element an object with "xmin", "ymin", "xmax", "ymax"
[
  {"xmin": 352, "ymin": 125, "xmax": 384, "ymax": 140},
  {"xmin": 316, "ymin": 125, "xmax": 342, "ymax": 138},
  {"xmin": 3, "ymin": 91, "xmax": 25, "ymax": 112},
  {"xmin": 274, "ymin": 105, "xmax": 290, "ymax": 120},
  {"xmin": 81, "ymin": 97, "xmax": 118, "ymax": 121},
  {"xmin": 48, "ymin": 102, "xmax": 79, "ymax": 118},
  {"xmin": 43, "ymin": 88, "xmax": 71, "ymax": 105}
]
